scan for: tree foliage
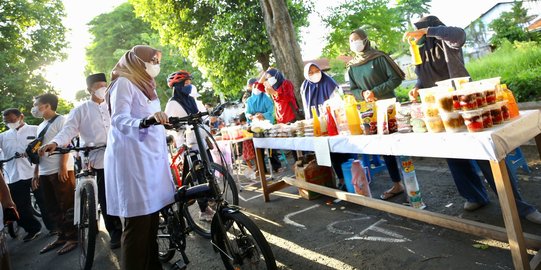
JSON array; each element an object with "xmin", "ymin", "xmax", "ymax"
[
  {"xmin": 0, "ymin": 0, "xmax": 69, "ymax": 125},
  {"xmin": 85, "ymin": 2, "xmax": 205, "ymax": 108},
  {"xmin": 129, "ymin": 0, "xmax": 311, "ymax": 98},
  {"xmin": 322, "ymin": 0, "xmax": 431, "ymax": 58},
  {"xmin": 489, "ymin": 1, "xmax": 538, "ymax": 48}
]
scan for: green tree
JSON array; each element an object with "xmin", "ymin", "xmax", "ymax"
[
  {"xmin": 322, "ymin": 0, "xmax": 431, "ymax": 58},
  {"xmin": 85, "ymin": 2, "xmax": 207, "ymax": 108},
  {"xmin": 0, "ymin": 0, "xmax": 68, "ymax": 122},
  {"xmin": 489, "ymin": 1, "xmax": 537, "ymax": 48},
  {"xmin": 129, "ymin": 0, "xmax": 311, "ymax": 98}
]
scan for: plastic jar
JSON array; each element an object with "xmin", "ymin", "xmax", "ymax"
[
  {"xmin": 499, "ymin": 101, "xmax": 510, "ymax": 121},
  {"xmin": 488, "ymin": 104, "xmax": 504, "ymax": 125},
  {"xmin": 481, "ymin": 108, "xmax": 493, "ymax": 128},
  {"xmin": 457, "ymin": 89, "xmax": 478, "ymax": 111},
  {"xmin": 460, "ymin": 109, "xmax": 484, "ymax": 132},
  {"xmin": 440, "ymin": 112, "xmax": 465, "ymax": 133},
  {"xmin": 424, "ymin": 116, "xmax": 445, "ymax": 133},
  {"xmin": 436, "ymin": 92, "xmax": 455, "ymax": 113}
]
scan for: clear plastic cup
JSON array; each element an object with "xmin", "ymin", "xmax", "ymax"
[
  {"xmin": 418, "ymin": 86, "xmax": 442, "ymax": 104},
  {"xmin": 421, "ymin": 103, "xmax": 439, "ymax": 117},
  {"xmin": 436, "ymin": 77, "xmax": 471, "ymax": 90},
  {"xmin": 436, "ymin": 92, "xmax": 455, "ymax": 113},
  {"xmin": 499, "ymin": 100, "xmax": 510, "ymax": 121},
  {"xmin": 440, "ymin": 112, "xmax": 465, "ymax": 133},
  {"xmin": 424, "ymin": 116, "xmax": 445, "ymax": 133},
  {"xmin": 460, "ymin": 109, "xmax": 484, "ymax": 132},
  {"xmin": 488, "ymin": 103, "xmax": 504, "ymax": 125},
  {"xmin": 481, "ymin": 108, "xmax": 493, "ymax": 128},
  {"xmin": 456, "ymin": 89, "xmax": 478, "ymax": 111}
]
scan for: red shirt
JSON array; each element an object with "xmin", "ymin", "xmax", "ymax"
[{"xmin": 256, "ymin": 80, "xmax": 297, "ymax": 124}]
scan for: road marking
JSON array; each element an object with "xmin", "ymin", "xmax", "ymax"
[
  {"xmin": 239, "ymin": 193, "xmax": 264, "ymax": 202},
  {"xmin": 327, "ymin": 217, "xmax": 371, "ymax": 235},
  {"xmin": 346, "ymin": 219, "xmax": 411, "ymax": 243},
  {"xmin": 283, "ymin": 204, "xmax": 320, "ymax": 229}
]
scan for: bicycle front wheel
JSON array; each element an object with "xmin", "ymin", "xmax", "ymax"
[
  {"xmin": 79, "ymin": 182, "xmax": 97, "ymax": 270},
  {"xmin": 183, "ymin": 162, "xmax": 238, "ymax": 239},
  {"xmin": 212, "ymin": 211, "xmax": 277, "ymax": 270}
]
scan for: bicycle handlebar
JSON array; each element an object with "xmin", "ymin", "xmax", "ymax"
[
  {"xmin": 0, "ymin": 152, "xmax": 23, "ymax": 165},
  {"xmin": 51, "ymin": 145, "xmax": 106, "ymax": 154},
  {"xmin": 143, "ymin": 102, "xmax": 232, "ymax": 129}
]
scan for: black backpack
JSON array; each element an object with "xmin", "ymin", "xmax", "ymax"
[{"xmin": 25, "ymin": 115, "xmax": 59, "ymax": 165}]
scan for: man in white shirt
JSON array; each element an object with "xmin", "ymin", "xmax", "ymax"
[
  {"xmin": 40, "ymin": 73, "xmax": 123, "ymax": 249},
  {"xmin": 30, "ymin": 93, "xmax": 77, "ymax": 255},
  {"xmin": 0, "ymin": 109, "xmax": 42, "ymax": 241}
]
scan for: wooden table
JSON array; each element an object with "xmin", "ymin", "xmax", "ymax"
[{"xmin": 253, "ymin": 110, "xmax": 541, "ymax": 269}]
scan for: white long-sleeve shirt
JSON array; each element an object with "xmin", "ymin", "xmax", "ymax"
[
  {"xmin": 37, "ymin": 115, "xmax": 74, "ymax": 176},
  {"xmin": 104, "ymin": 77, "xmax": 175, "ymax": 218},
  {"xmin": 164, "ymin": 100, "xmax": 209, "ymax": 150},
  {"xmin": 0, "ymin": 124, "xmax": 37, "ymax": 183},
  {"xmin": 51, "ymin": 100, "xmax": 109, "ymax": 169}
]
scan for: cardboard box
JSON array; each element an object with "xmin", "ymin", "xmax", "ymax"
[{"xmin": 295, "ymin": 159, "xmax": 334, "ymax": 200}]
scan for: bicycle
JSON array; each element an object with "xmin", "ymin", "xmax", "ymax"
[
  {"xmin": 167, "ymin": 128, "xmax": 239, "ymax": 239},
  {"xmin": 49, "ymin": 145, "xmax": 105, "ymax": 270},
  {"xmin": 152, "ymin": 106, "xmax": 277, "ymax": 269},
  {"xmin": 0, "ymin": 152, "xmax": 23, "ymax": 239}
]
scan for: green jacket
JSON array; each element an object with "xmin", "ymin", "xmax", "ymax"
[{"xmin": 347, "ymin": 56, "xmax": 403, "ymax": 101}]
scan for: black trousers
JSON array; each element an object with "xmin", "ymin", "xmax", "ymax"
[
  {"xmin": 8, "ymin": 179, "xmax": 42, "ymax": 234},
  {"xmin": 33, "ymin": 184, "xmax": 58, "ymax": 232},
  {"xmin": 121, "ymin": 212, "xmax": 161, "ymax": 270},
  {"xmin": 95, "ymin": 169, "xmax": 123, "ymax": 242}
]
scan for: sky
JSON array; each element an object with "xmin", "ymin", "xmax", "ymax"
[{"xmin": 46, "ymin": 0, "xmax": 504, "ymax": 102}]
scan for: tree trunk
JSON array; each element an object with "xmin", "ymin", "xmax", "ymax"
[
  {"xmin": 259, "ymin": 0, "xmax": 305, "ymax": 109},
  {"xmin": 256, "ymin": 52, "xmax": 271, "ymax": 71}
]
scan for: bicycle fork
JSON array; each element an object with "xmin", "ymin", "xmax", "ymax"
[{"xmin": 73, "ymin": 176, "xmax": 99, "ymax": 226}]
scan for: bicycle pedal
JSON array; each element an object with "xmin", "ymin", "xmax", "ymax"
[{"xmin": 172, "ymin": 260, "xmax": 187, "ymax": 270}]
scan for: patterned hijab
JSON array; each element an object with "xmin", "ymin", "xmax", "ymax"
[{"xmin": 109, "ymin": 45, "xmax": 162, "ymax": 100}]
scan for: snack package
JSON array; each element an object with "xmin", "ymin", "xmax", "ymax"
[
  {"xmin": 396, "ymin": 102, "xmax": 413, "ymax": 133},
  {"xmin": 375, "ymin": 98, "xmax": 396, "ymax": 135},
  {"xmin": 359, "ymin": 101, "xmax": 377, "ymax": 135}
]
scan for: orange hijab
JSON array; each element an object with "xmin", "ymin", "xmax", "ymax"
[{"xmin": 109, "ymin": 45, "xmax": 162, "ymax": 101}]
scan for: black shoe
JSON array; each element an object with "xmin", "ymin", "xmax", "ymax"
[{"xmin": 23, "ymin": 230, "xmax": 42, "ymax": 242}]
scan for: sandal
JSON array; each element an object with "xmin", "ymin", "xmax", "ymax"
[
  {"xmin": 57, "ymin": 241, "xmax": 78, "ymax": 255},
  {"xmin": 380, "ymin": 189, "xmax": 404, "ymax": 200},
  {"xmin": 40, "ymin": 239, "xmax": 66, "ymax": 254}
]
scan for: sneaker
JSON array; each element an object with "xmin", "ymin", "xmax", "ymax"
[
  {"xmin": 463, "ymin": 201, "xmax": 486, "ymax": 211},
  {"xmin": 199, "ymin": 207, "xmax": 215, "ymax": 222},
  {"xmin": 526, "ymin": 210, "xmax": 541, "ymax": 224},
  {"xmin": 23, "ymin": 230, "xmax": 42, "ymax": 242}
]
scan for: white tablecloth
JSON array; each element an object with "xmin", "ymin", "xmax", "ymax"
[{"xmin": 253, "ymin": 110, "xmax": 541, "ymax": 161}]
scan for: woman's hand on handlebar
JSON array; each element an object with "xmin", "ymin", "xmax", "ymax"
[
  {"xmin": 153, "ymin": 111, "xmax": 169, "ymax": 125},
  {"xmin": 140, "ymin": 111, "xmax": 170, "ymax": 128},
  {"xmin": 38, "ymin": 142, "xmax": 58, "ymax": 157}
]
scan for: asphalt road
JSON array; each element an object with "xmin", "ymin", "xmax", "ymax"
[{"xmin": 6, "ymin": 144, "xmax": 541, "ymax": 269}]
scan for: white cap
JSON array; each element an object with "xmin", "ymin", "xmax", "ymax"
[{"xmin": 189, "ymin": 85, "xmax": 201, "ymax": 98}]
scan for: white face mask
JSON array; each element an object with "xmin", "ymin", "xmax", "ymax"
[
  {"xmin": 350, "ymin": 39, "xmax": 366, "ymax": 53},
  {"xmin": 31, "ymin": 106, "xmax": 43, "ymax": 118},
  {"xmin": 93, "ymin": 87, "xmax": 107, "ymax": 100},
  {"xmin": 309, "ymin": 72, "xmax": 322, "ymax": 83},
  {"xmin": 267, "ymin": 76, "xmax": 277, "ymax": 86},
  {"xmin": 252, "ymin": 88, "xmax": 262, "ymax": 96},
  {"xmin": 6, "ymin": 120, "xmax": 21, "ymax": 130},
  {"xmin": 144, "ymin": 62, "xmax": 161, "ymax": 78}
]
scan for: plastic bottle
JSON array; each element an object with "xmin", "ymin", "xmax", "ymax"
[
  {"xmin": 326, "ymin": 105, "xmax": 339, "ymax": 136},
  {"xmin": 501, "ymin": 84, "xmax": 519, "ymax": 118},
  {"xmin": 344, "ymin": 95, "xmax": 362, "ymax": 135},
  {"xmin": 311, "ymin": 106, "xmax": 321, "ymax": 137},
  {"xmin": 351, "ymin": 160, "xmax": 371, "ymax": 197},
  {"xmin": 409, "ymin": 38, "xmax": 422, "ymax": 65},
  {"xmin": 318, "ymin": 104, "xmax": 328, "ymax": 136},
  {"xmin": 397, "ymin": 156, "xmax": 426, "ymax": 209}
]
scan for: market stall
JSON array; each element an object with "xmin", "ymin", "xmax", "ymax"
[{"xmin": 252, "ymin": 110, "xmax": 541, "ymax": 269}]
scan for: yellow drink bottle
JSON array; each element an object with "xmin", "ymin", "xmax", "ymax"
[
  {"xmin": 344, "ymin": 96, "xmax": 362, "ymax": 135},
  {"xmin": 502, "ymin": 84, "xmax": 519, "ymax": 118},
  {"xmin": 409, "ymin": 38, "xmax": 422, "ymax": 65},
  {"xmin": 311, "ymin": 106, "xmax": 321, "ymax": 137}
]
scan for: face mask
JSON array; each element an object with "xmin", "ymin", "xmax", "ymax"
[
  {"xmin": 93, "ymin": 87, "xmax": 107, "ymax": 99},
  {"xmin": 252, "ymin": 88, "xmax": 262, "ymax": 96},
  {"xmin": 350, "ymin": 39, "xmax": 366, "ymax": 53},
  {"xmin": 145, "ymin": 62, "xmax": 160, "ymax": 78},
  {"xmin": 6, "ymin": 120, "xmax": 20, "ymax": 130},
  {"xmin": 31, "ymin": 106, "xmax": 43, "ymax": 118},
  {"xmin": 309, "ymin": 72, "xmax": 322, "ymax": 83},
  {"xmin": 267, "ymin": 76, "xmax": 277, "ymax": 86}
]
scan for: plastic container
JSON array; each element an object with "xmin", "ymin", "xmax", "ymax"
[
  {"xmin": 481, "ymin": 108, "xmax": 493, "ymax": 128},
  {"xmin": 311, "ymin": 106, "xmax": 321, "ymax": 137},
  {"xmin": 488, "ymin": 104, "xmax": 504, "ymax": 125},
  {"xmin": 460, "ymin": 109, "xmax": 484, "ymax": 132},
  {"xmin": 418, "ymin": 87, "xmax": 440, "ymax": 104},
  {"xmin": 424, "ymin": 116, "xmax": 445, "ymax": 133},
  {"xmin": 440, "ymin": 112, "xmax": 465, "ymax": 133},
  {"xmin": 409, "ymin": 39, "xmax": 422, "ymax": 65},
  {"xmin": 436, "ymin": 77, "xmax": 471, "ymax": 90},
  {"xmin": 436, "ymin": 92, "xmax": 455, "ymax": 113},
  {"xmin": 421, "ymin": 103, "xmax": 439, "ymax": 117},
  {"xmin": 456, "ymin": 89, "xmax": 478, "ymax": 111},
  {"xmin": 499, "ymin": 101, "xmax": 510, "ymax": 121},
  {"xmin": 452, "ymin": 93, "xmax": 461, "ymax": 110},
  {"xmin": 344, "ymin": 96, "xmax": 362, "ymax": 135},
  {"xmin": 397, "ymin": 156, "xmax": 426, "ymax": 209},
  {"xmin": 326, "ymin": 105, "xmax": 339, "ymax": 136},
  {"xmin": 475, "ymin": 90, "xmax": 488, "ymax": 108},
  {"xmin": 351, "ymin": 160, "xmax": 372, "ymax": 197},
  {"xmin": 502, "ymin": 84, "xmax": 519, "ymax": 118},
  {"xmin": 341, "ymin": 159, "xmax": 355, "ymax": 193}
]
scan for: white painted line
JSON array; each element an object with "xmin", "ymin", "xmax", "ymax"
[
  {"xmin": 347, "ymin": 235, "xmax": 410, "ymax": 243},
  {"xmin": 283, "ymin": 204, "xmax": 320, "ymax": 229},
  {"xmin": 347, "ymin": 219, "xmax": 411, "ymax": 243},
  {"xmin": 239, "ymin": 193, "xmax": 264, "ymax": 202},
  {"xmin": 327, "ymin": 217, "xmax": 371, "ymax": 235}
]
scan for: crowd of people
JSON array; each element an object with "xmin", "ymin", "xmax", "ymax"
[{"xmin": 0, "ymin": 15, "xmax": 539, "ymax": 270}]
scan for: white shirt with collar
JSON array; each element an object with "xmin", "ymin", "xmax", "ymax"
[
  {"xmin": 51, "ymin": 100, "xmax": 110, "ymax": 169},
  {"xmin": 0, "ymin": 124, "xmax": 37, "ymax": 184},
  {"xmin": 37, "ymin": 115, "xmax": 74, "ymax": 176}
]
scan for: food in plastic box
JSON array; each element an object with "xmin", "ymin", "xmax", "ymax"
[
  {"xmin": 436, "ymin": 92, "xmax": 454, "ymax": 113},
  {"xmin": 489, "ymin": 104, "xmax": 504, "ymax": 125},
  {"xmin": 424, "ymin": 116, "xmax": 445, "ymax": 133},
  {"xmin": 475, "ymin": 90, "xmax": 488, "ymax": 108},
  {"xmin": 499, "ymin": 101, "xmax": 510, "ymax": 121},
  {"xmin": 457, "ymin": 90, "xmax": 478, "ymax": 111},
  {"xmin": 421, "ymin": 104, "xmax": 439, "ymax": 117},
  {"xmin": 440, "ymin": 112, "xmax": 465, "ymax": 132},
  {"xmin": 460, "ymin": 109, "xmax": 484, "ymax": 132},
  {"xmin": 418, "ymin": 87, "xmax": 439, "ymax": 103},
  {"xmin": 481, "ymin": 108, "xmax": 493, "ymax": 128},
  {"xmin": 411, "ymin": 118, "xmax": 427, "ymax": 133}
]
